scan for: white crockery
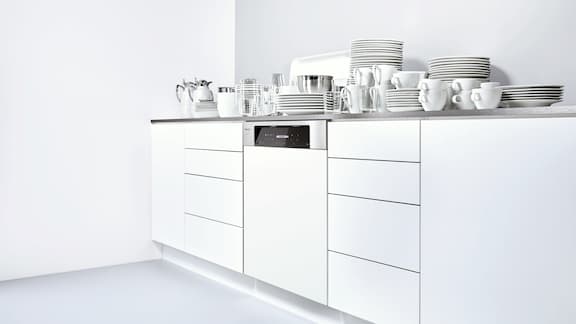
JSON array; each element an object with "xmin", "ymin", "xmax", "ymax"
[
  {"xmin": 372, "ymin": 65, "xmax": 398, "ymax": 86},
  {"xmin": 471, "ymin": 87, "xmax": 502, "ymax": 109},
  {"xmin": 480, "ymin": 82, "xmax": 500, "ymax": 89},
  {"xmin": 369, "ymin": 83, "xmax": 393, "ymax": 112},
  {"xmin": 452, "ymin": 79, "xmax": 483, "ymax": 92},
  {"xmin": 452, "ymin": 90, "xmax": 476, "ymax": 110},
  {"xmin": 341, "ymin": 85, "xmax": 369, "ymax": 114},
  {"xmin": 354, "ymin": 67, "xmax": 375, "ymax": 87},
  {"xmin": 391, "ymin": 71, "xmax": 427, "ymax": 89},
  {"xmin": 419, "ymin": 88, "xmax": 448, "ymax": 112}
]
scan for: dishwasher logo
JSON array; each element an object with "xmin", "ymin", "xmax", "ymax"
[{"xmin": 276, "ymin": 135, "xmax": 289, "ymax": 139}]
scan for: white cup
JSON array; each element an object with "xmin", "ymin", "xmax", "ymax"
[
  {"xmin": 372, "ymin": 65, "xmax": 398, "ymax": 86},
  {"xmin": 419, "ymin": 88, "xmax": 448, "ymax": 112},
  {"xmin": 452, "ymin": 79, "xmax": 482, "ymax": 92},
  {"xmin": 391, "ymin": 71, "xmax": 427, "ymax": 89},
  {"xmin": 471, "ymin": 88, "xmax": 503, "ymax": 109},
  {"xmin": 480, "ymin": 82, "xmax": 500, "ymax": 89},
  {"xmin": 452, "ymin": 90, "xmax": 476, "ymax": 110},
  {"xmin": 217, "ymin": 92, "xmax": 240, "ymax": 117},
  {"xmin": 341, "ymin": 85, "xmax": 368, "ymax": 114},
  {"xmin": 369, "ymin": 82, "xmax": 393, "ymax": 112},
  {"xmin": 354, "ymin": 68, "xmax": 375, "ymax": 88},
  {"xmin": 418, "ymin": 79, "xmax": 447, "ymax": 91}
]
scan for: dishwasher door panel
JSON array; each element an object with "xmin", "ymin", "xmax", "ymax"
[{"xmin": 244, "ymin": 146, "xmax": 328, "ymax": 304}]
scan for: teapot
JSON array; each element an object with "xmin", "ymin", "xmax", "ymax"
[{"xmin": 191, "ymin": 79, "xmax": 214, "ymax": 102}]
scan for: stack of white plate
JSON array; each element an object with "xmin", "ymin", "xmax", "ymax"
[
  {"xmin": 428, "ymin": 56, "xmax": 491, "ymax": 81},
  {"xmin": 191, "ymin": 101, "xmax": 218, "ymax": 118},
  {"xmin": 275, "ymin": 93, "xmax": 325, "ymax": 115},
  {"xmin": 350, "ymin": 39, "xmax": 404, "ymax": 73},
  {"xmin": 500, "ymin": 85, "xmax": 563, "ymax": 108},
  {"xmin": 385, "ymin": 89, "xmax": 423, "ymax": 112}
]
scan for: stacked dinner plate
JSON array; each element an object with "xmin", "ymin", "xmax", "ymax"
[
  {"xmin": 500, "ymin": 85, "xmax": 563, "ymax": 108},
  {"xmin": 428, "ymin": 56, "xmax": 491, "ymax": 81},
  {"xmin": 275, "ymin": 93, "xmax": 325, "ymax": 115},
  {"xmin": 385, "ymin": 89, "xmax": 423, "ymax": 112},
  {"xmin": 350, "ymin": 39, "xmax": 404, "ymax": 74}
]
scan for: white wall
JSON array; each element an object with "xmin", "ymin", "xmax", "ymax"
[
  {"xmin": 235, "ymin": 0, "xmax": 576, "ymax": 104},
  {"xmin": 0, "ymin": 0, "xmax": 235, "ymax": 281}
]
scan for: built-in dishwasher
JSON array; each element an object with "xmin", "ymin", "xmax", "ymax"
[{"xmin": 243, "ymin": 120, "xmax": 328, "ymax": 304}]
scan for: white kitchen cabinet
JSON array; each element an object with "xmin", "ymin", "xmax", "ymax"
[
  {"xmin": 244, "ymin": 146, "xmax": 327, "ymax": 304},
  {"xmin": 329, "ymin": 158, "xmax": 420, "ymax": 205},
  {"xmin": 329, "ymin": 120, "xmax": 420, "ymax": 162},
  {"xmin": 328, "ymin": 194, "xmax": 420, "ymax": 272},
  {"xmin": 185, "ymin": 215, "xmax": 243, "ymax": 272},
  {"xmin": 184, "ymin": 149, "xmax": 243, "ymax": 181},
  {"xmin": 185, "ymin": 174, "xmax": 243, "ymax": 227},
  {"xmin": 329, "ymin": 252, "xmax": 420, "ymax": 324},
  {"xmin": 185, "ymin": 122, "xmax": 243, "ymax": 151},
  {"xmin": 151, "ymin": 122, "xmax": 185, "ymax": 250},
  {"xmin": 421, "ymin": 118, "xmax": 576, "ymax": 324}
]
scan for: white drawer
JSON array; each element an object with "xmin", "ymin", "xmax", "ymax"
[
  {"xmin": 184, "ymin": 149, "xmax": 242, "ymax": 181},
  {"xmin": 329, "ymin": 252, "xmax": 419, "ymax": 324},
  {"xmin": 328, "ymin": 158, "xmax": 420, "ymax": 205},
  {"xmin": 185, "ymin": 122, "xmax": 243, "ymax": 151},
  {"xmin": 185, "ymin": 215, "xmax": 243, "ymax": 272},
  {"xmin": 328, "ymin": 121, "xmax": 420, "ymax": 162},
  {"xmin": 329, "ymin": 194, "xmax": 420, "ymax": 272},
  {"xmin": 185, "ymin": 175, "xmax": 243, "ymax": 227}
]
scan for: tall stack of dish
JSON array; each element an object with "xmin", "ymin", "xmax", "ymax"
[{"xmin": 349, "ymin": 39, "xmax": 404, "ymax": 82}]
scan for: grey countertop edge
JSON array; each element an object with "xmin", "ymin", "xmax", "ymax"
[{"xmin": 151, "ymin": 105, "xmax": 576, "ymax": 123}]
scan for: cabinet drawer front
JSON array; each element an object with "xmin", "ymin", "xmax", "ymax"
[
  {"xmin": 185, "ymin": 215, "xmax": 243, "ymax": 272},
  {"xmin": 185, "ymin": 175, "xmax": 243, "ymax": 227},
  {"xmin": 329, "ymin": 195, "xmax": 420, "ymax": 271},
  {"xmin": 328, "ymin": 121, "xmax": 420, "ymax": 162},
  {"xmin": 184, "ymin": 149, "xmax": 242, "ymax": 181},
  {"xmin": 329, "ymin": 159, "xmax": 420, "ymax": 204},
  {"xmin": 185, "ymin": 122, "xmax": 243, "ymax": 151},
  {"xmin": 329, "ymin": 252, "xmax": 419, "ymax": 324}
]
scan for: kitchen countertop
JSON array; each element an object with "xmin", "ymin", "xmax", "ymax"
[{"xmin": 151, "ymin": 105, "xmax": 576, "ymax": 123}]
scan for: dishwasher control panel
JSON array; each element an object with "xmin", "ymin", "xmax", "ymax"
[
  {"xmin": 243, "ymin": 121, "xmax": 326, "ymax": 150},
  {"xmin": 255, "ymin": 126, "xmax": 310, "ymax": 148}
]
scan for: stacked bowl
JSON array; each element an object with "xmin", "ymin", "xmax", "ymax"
[
  {"xmin": 428, "ymin": 56, "xmax": 491, "ymax": 81},
  {"xmin": 350, "ymin": 39, "xmax": 404, "ymax": 78},
  {"xmin": 385, "ymin": 89, "xmax": 423, "ymax": 112},
  {"xmin": 500, "ymin": 85, "xmax": 563, "ymax": 108}
]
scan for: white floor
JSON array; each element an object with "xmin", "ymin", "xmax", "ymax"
[{"xmin": 0, "ymin": 260, "xmax": 312, "ymax": 324}]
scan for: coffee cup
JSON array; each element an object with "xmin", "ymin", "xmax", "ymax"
[
  {"xmin": 341, "ymin": 85, "xmax": 369, "ymax": 114},
  {"xmin": 452, "ymin": 79, "xmax": 483, "ymax": 92},
  {"xmin": 391, "ymin": 71, "xmax": 427, "ymax": 89},
  {"xmin": 480, "ymin": 82, "xmax": 500, "ymax": 89},
  {"xmin": 354, "ymin": 68, "xmax": 375, "ymax": 87},
  {"xmin": 471, "ymin": 87, "xmax": 502, "ymax": 109},
  {"xmin": 419, "ymin": 88, "xmax": 448, "ymax": 112},
  {"xmin": 369, "ymin": 82, "xmax": 393, "ymax": 112},
  {"xmin": 452, "ymin": 90, "xmax": 476, "ymax": 110},
  {"xmin": 372, "ymin": 65, "xmax": 398, "ymax": 86}
]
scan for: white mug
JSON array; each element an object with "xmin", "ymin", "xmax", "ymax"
[
  {"xmin": 452, "ymin": 90, "xmax": 476, "ymax": 110},
  {"xmin": 471, "ymin": 88, "xmax": 502, "ymax": 109},
  {"xmin": 341, "ymin": 85, "xmax": 368, "ymax": 114},
  {"xmin": 391, "ymin": 71, "xmax": 427, "ymax": 89},
  {"xmin": 372, "ymin": 65, "xmax": 398, "ymax": 86},
  {"xmin": 452, "ymin": 79, "xmax": 482, "ymax": 92},
  {"xmin": 419, "ymin": 88, "xmax": 448, "ymax": 112},
  {"xmin": 369, "ymin": 82, "xmax": 393, "ymax": 112},
  {"xmin": 354, "ymin": 68, "xmax": 375, "ymax": 87}
]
